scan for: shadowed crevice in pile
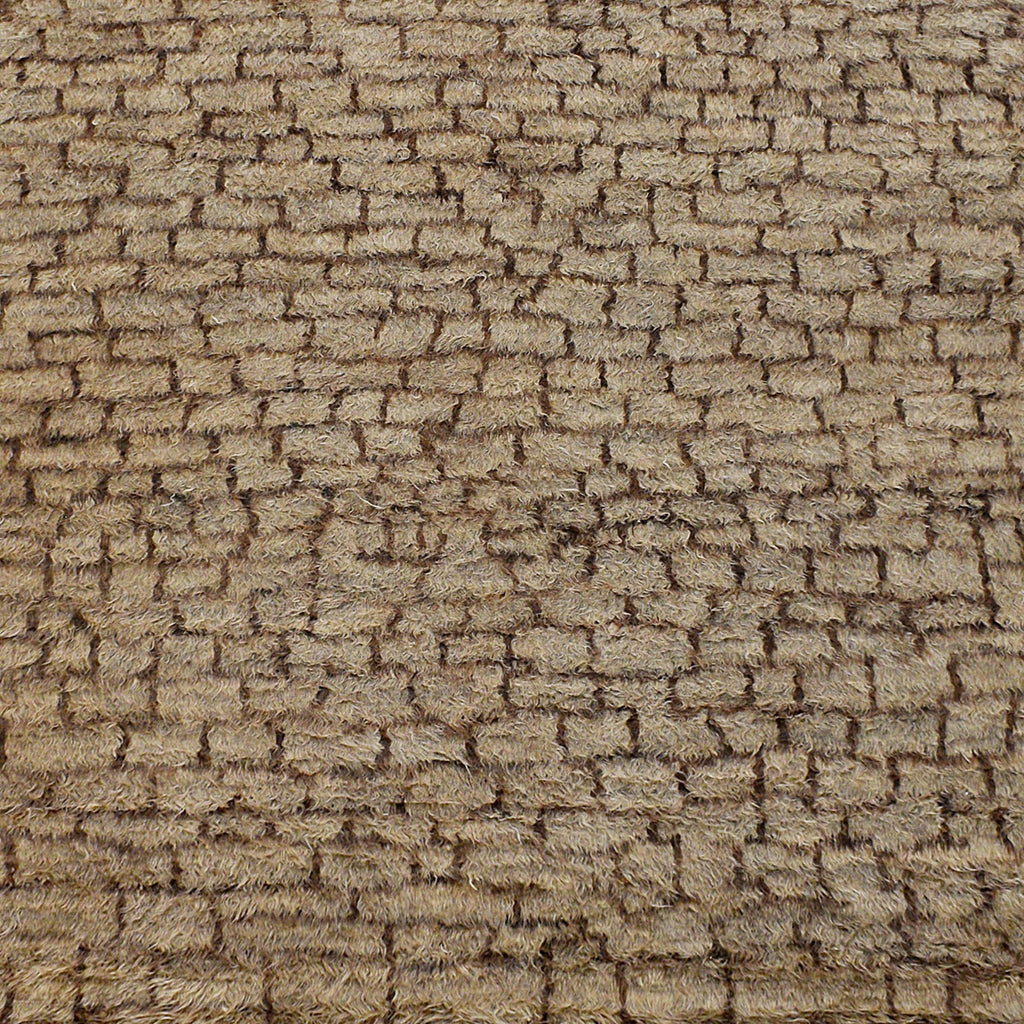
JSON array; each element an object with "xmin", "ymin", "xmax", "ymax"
[{"xmin": 0, "ymin": 0, "xmax": 1023, "ymax": 1021}]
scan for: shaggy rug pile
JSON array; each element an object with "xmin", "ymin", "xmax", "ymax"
[{"xmin": 1, "ymin": 0, "xmax": 1023, "ymax": 1021}]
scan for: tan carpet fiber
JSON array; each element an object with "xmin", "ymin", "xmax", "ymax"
[{"xmin": 2, "ymin": 0, "xmax": 1024, "ymax": 1021}]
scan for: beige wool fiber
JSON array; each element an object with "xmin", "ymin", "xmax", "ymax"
[{"xmin": 1, "ymin": 0, "xmax": 1024, "ymax": 1021}]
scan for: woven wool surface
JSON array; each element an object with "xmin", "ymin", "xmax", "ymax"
[{"xmin": 2, "ymin": 0, "xmax": 1024, "ymax": 1021}]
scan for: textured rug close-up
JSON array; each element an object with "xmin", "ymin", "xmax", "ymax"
[{"xmin": 2, "ymin": 0, "xmax": 1024, "ymax": 1021}]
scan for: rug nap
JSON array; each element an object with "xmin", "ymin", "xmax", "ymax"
[{"xmin": 1, "ymin": 0, "xmax": 1024, "ymax": 1022}]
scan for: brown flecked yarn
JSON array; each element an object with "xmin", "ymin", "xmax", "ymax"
[{"xmin": 1, "ymin": 0, "xmax": 1024, "ymax": 1021}]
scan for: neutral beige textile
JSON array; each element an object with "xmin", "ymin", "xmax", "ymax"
[{"xmin": 1, "ymin": 1, "xmax": 1023, "ymax": 1021}]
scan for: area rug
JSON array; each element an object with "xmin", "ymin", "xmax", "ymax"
[{"xmin": 1, "ymin": 0, "xmax": 1023, "ymax": 1021}]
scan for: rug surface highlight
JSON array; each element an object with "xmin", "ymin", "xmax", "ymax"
[{"xmin": 2, "ymin": 0, "xmax": 1024, "ymax": 1021}]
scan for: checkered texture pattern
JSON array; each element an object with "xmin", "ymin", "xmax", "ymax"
[{"xmin": 1, "ymin": 0, "xmax": 1024, "ymax": 1021}]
